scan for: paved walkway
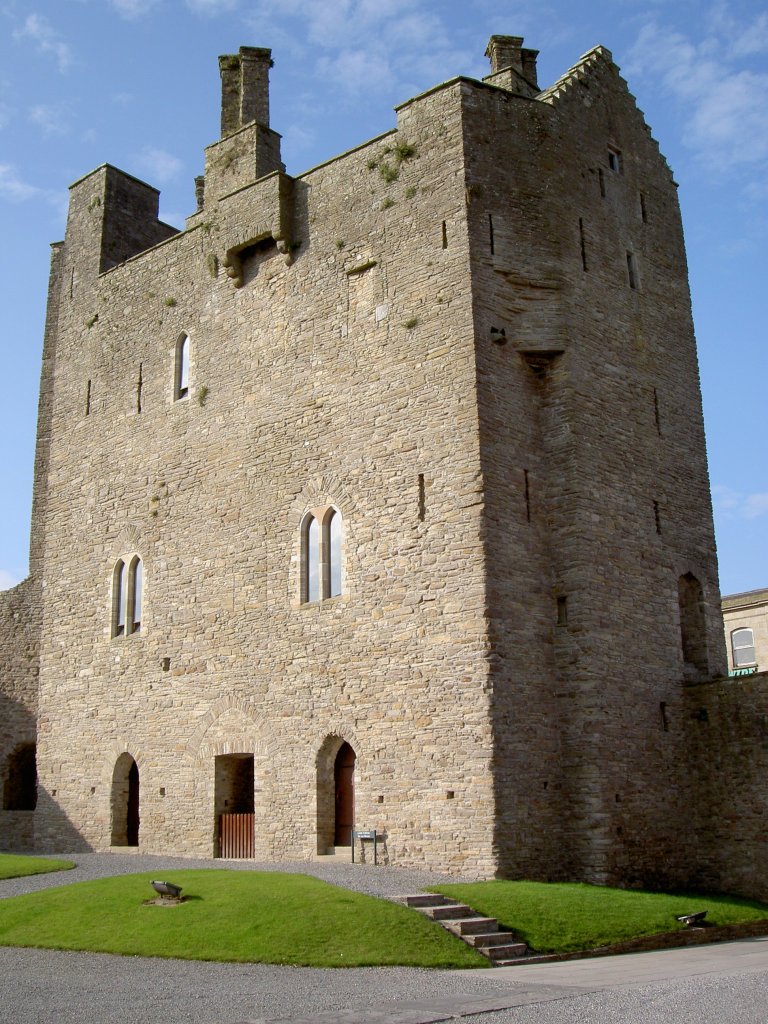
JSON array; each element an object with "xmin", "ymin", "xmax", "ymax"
[{"xmin": 2, "ymin": 855, "xmax": 768, "ymax": 1023}]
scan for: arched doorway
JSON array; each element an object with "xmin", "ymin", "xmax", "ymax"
[
  {"xmin": 111, "ymin": 753, "xmax": 139, "ymax": 847},
  {"xmin": 334, "ymin": 742, "xmax": 356, "ymax": 846}
]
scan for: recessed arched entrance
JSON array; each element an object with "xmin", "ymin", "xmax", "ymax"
[
  {"xmin": 111, "ymin": 753, "xmax": 140, "ymax": 847},
  {"xmin": 316, "ymin": 736, "xmax": 358, "ymax": 854},
  {"xmin": 334, "ymin": 742, "xmax": 356, "ymax": 847}
]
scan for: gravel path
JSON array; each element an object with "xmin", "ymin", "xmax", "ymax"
[{"xmin": 0, "ymin": 851, "xmax": 470, "ymax": 900}]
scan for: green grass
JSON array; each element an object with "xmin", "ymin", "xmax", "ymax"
[
  {"xmin": 432, "ymin": 880, "xmax": 768, "ymax": 954},
  {"xmin": 0, "ymin": 870, "xmax": 485, "ymax": 968},
  {"xmin": 0, "ymin": 854, "xmax": 74, "ymax": 881}
]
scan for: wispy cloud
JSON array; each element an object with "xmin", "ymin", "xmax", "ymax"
[
  {"xmin": 134, "ymin": 146, "xmax": 183, "ymax": 184},
  {"xmin": 13, "ymin": 13, "xmax": 72, "ymax": 73},
  {"xmin": 185, "ymin": 0, "xmax": 238, "ymax": 13},
  {"xmin": 110, "ymin": 0, "xmax": 160, "ymax": 17},
  {"xmin": 0, "ymin": 569, "xmax": 23, "ymax": 591},
  {"xmin": 29, "ymin": 103, "xmax": 70, "ymax": 137},
  {"xmin": 713, "ymin": 485, "xmax": 768, "ymax": 520},
  {"xmin": 0, "ymin": 163, "xmax": 41, "ymax": 201},
  {"xmin": 243, "ymin": 0, "xmax": 476, "ymax": 100},
  {"xmin": 626, "ymin": 8, "xmax": 768, "ymax": 188}
]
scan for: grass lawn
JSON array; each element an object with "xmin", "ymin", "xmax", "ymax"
[
  {"xmin": 432, "ymin": 880, "xmax": 768, "ymax": 954},
  {"xmin": 0, "ymin": 853, "xmax": 74, "ymax": 881},
  {"xmin": 0, "ymin": 870, "xmax": 485, "ymax": 968}
]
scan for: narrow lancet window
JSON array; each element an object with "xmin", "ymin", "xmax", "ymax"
[
  {"xmin": 329, "ymin": 509, "xmax": 342, "ymax": 598},
  {"xmin": 307, "ymin": 516, "xmax": 321, "ymax": 603},
  {"xmin": 130, "ymin": 556, "xmax": 143, "ymax": 633},
  {"xmin": 114, "ymin": 560, "xmax": 127, "ymax": 637},
  {"xmin": 175, "ymin": 334, "xmax": 190, "ymax": 400}
]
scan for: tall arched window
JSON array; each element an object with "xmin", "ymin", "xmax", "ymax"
[
  {"xmin": 731, "ymin": 628, "xmax": 756, "ymax": 668},
  {"xmin": 175, "ymin": 333, "xmax": 190, "ymax": 400},
  {"xmin": 301, "ymin": 507, "xmax": 343, "ymax": 604},
  {"xmin": 130, "ymin": 556, "xmax": 143, "ymax": 633},
  {"xmin": 306, "ymin": 516, "xmax": 321, "ymax": 603},
  {"xmin": 329, "ymin": 509, "xmax": 342, "ymax": 598},
  {"xmin": 112, "ymin": 556, "xmax": 144, "ymax": 637}
]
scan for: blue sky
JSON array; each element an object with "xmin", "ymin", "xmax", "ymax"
[{"xmin": 0, "ymin": 0, "xmax": 765, "ymax": 596}]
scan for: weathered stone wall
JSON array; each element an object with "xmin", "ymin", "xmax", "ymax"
[
  {"xmin": 459, "ymin": 48, "xmax": 727, "ymax": 887},
  {"xmin": 677, "ymin": 673, "xmax": 768, "ymax": 900},
  {"xmin": 32, "ymin": 74, "xmax": 498, "ymax": 873},
  {"xmin": 0, "ymin": 579, "xmax": 40, "ymax": 851}
]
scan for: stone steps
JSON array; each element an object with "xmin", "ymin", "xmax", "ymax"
[{"xmin": 401, "ymin": 893, "xmax": 530, "ymax": 966}]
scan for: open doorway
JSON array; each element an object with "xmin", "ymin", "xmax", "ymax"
[
  {"xmin": 111, "ymin": 753, "xmax": 139, "ymax": 847},
  {"xmin": 214, "ymin": 754, "xmax": 254, "ymax": 857}
]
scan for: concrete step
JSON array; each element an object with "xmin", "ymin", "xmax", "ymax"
[
  {"xmin": 482, "ymin": 942, "xmax": 530, "ymax": 960},
  {"xmin": 464, "ymin": 931, "xmax": 518, "ymax": 947},
  {"xmin": 445, "ymin": 917, "xmax": 500, "ymax": 936},
  {"xmin": 422, "ymin": 903, "xmax": 475, "ymax": 921},
  {"xmin": 403, "ymin": 894, "xmax": 457, "ymax": 908}
]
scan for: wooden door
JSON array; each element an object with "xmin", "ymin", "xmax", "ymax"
[{"xmin": 334, "ymin": 742, "xmax": 355, "ymax": 846}]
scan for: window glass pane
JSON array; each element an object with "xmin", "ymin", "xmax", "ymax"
[
  {"xmin": 308, "ymin": 517, "xmax": 320, "ymax": 602},
  {"xmin": 132, "ymin": 558, "xmax": 143, "ymax": 630},
  {"xmin": 733, "ymin": 628, "xmax": 755, "ymax": 666},
  {"xmin": 116, "ymin": 561, "xmax": 126, "ymax": 635},
  {"xmin": 329, "ymin": 510, "xmax": 342, "ymax": 597},
  {"xmin": 178, "ymin": 336, "xmax": 189, "ymax": 397}
]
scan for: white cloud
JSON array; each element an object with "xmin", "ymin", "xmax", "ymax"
[
  {"xmin": 743, "ymin": 493, "xmax": 768, "ymax": 519},
  {"xmin": 29, "ymin": 103, "xmax": 69, "ymax": 136},
  {"xmin": 244, "ymin": 0, "xmax": 475, "ymax": 102},
  {"xmin": 13, "ymin": 13, "xmax": 72, "ymax": 73},
  {"xmin": 0, "ymin": 163, "xmax": 41, "ymax": 201},
  {"xmin": 134, "ymin": 146, "xmax": 183, "ymax": 184},
  {"xmin": 0, "ymin": 569, "xmax": 23, "ymax": 591},
  {"xmin": 185, "ymin": 0, "xmax": 238, "ymax": 13},
  {"xmin": 110, "ymin": 0, "xmax": 160, "ymax": 17},
  {"xmin": 626, "ymin": 14, "xmax": 768, "ymax": 183},
  {"xmin": 713, "ymin": 485, "xmax": 768, "ymax": 520}
]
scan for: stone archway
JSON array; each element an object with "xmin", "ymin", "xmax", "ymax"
[{"xmin": 111, "ymin": 752, "xmax": 139, "ymax": 847}]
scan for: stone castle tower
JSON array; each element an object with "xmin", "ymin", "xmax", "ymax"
[{"xmin": 5, "ymin": 35, "xmax": 759, "ymax": 893}]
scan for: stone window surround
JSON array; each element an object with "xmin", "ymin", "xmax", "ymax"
[
  {"xmin": 112, "ymin": 555, "xmax": 143, "ymax": 638},
  {"xmin": 300, "ymin": 505, "xmax": 343, "ymax": 605}
]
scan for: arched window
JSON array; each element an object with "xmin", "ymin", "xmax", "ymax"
[
  {"xmin": 175, "ymin": 333, "xmax": 190, "ymax": 400},
  {"xmin": 113, "ymin": 559, "xmax": 127, "ymax": 637},
  {"xmin": 112, "ymin": 556, "xmax": 144, "ymax": 637},
  {"xmin": 301, "ymin": 507, "xmax": 343, "ymax": 604},
  {"xmin": 306, "ymin": 516, "xmax": 321, "ymax": 603},
  {"xmin": 329, "ymin": 509, "xmax": 342, "ymax": 598},
  {"xmin": 732, "ymin": 628, "xmax": 756, "ymax": 668},
  {"xmin": 129, "ymin": 556, "xmax": 143, "ymax": 633}
]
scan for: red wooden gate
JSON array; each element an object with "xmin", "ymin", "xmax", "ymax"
[{"xmin": 218, "ymin": 813, "xmax": 255, "ymax": 858}]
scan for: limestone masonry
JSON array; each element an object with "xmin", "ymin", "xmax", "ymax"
[{"xmin": 2, "ymin": 36, "xmax": 766, "ymax": 894}]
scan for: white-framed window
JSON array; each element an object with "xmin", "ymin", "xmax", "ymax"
[
  {"xmin": 608, "ymin": 146, "xmax": 622, "ymax": 173},
  {"xmin": 732, "ymin": 627, "xmax": 756, "ymax": 668},
  {"xmin": 112, "ymin": 555, "xmax": 144, "ymax": 637},
  {"xmin": 175, "ymin": 333, "xmax": 190, "ymax": 400},
  {"xmin": 301, "ymin": 507, "xmax": 343, "ymax": 604}
]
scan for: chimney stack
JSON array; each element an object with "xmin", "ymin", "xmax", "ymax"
[
  {"xmin": 219, "ymin": 46, "xmax": 273, "ymax": 137},
  {"xmin": 485, "ymin": 35, "xmax": 539, "ymax": 89}
]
